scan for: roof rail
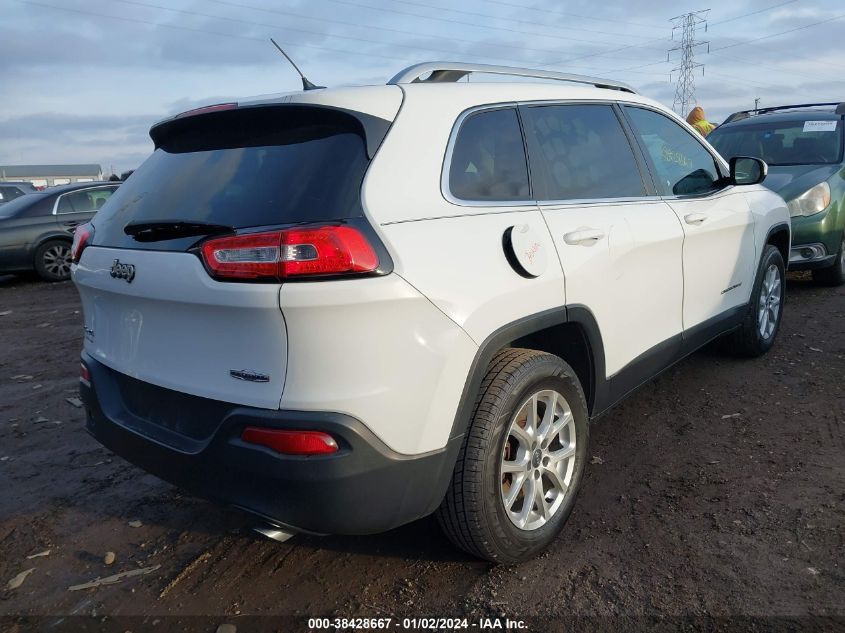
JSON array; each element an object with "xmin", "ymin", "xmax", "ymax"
[
  {"xmin": 387, "ymin": 62, "xmax": 637, "ymax": 94},
  {"xmin": 724, "ymin": 102, "xmax": 845, "ymax": 124}
]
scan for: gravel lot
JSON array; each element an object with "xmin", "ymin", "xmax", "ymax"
[{"xmin": 0, "ymin": 273, "xmax": 843, "ymax": 632}]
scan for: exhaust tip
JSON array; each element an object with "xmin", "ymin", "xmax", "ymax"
[{"xmin": 253, "ymin": 525, "xmax": 296, "ymax": 543}]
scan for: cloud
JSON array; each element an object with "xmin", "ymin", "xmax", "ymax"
[
  {"xmin": 2, "ymin": 0, "xmax": 844, "ymax": 171},
  {"xmin": 0, "ymin": 112, "xmax": 156, "ymax": 172}
]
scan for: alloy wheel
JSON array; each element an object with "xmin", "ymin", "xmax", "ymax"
[
  {"xmin": 42, "ymin": 244, "xmax": 71, "ymax": 279},
  {"xmin": 757, "ymin": 263, "xmax": 782, "ymax": 340},
  {"xmin": 500, "ymin": 389, "xmax": 577, "ymax": 531}
]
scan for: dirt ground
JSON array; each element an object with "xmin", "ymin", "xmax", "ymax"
[{"xmin": 0, "ymin": 273, "xmax": 842, "ymax": 633}]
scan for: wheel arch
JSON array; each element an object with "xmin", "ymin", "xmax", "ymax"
[
  {"xmin": 764, "ymin": 221, "xmax": 790, "ymax": 264},
  {"xmin": 32, "ymin": 232, "xmax": 73, "ymax": 258},
  {"xmin": 448, "ymin": 306, "xmax": 607, "ymax": 444}
]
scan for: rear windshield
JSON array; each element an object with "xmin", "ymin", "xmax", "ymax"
[
  {"xmin": 708, "ymin": 118, "xmax": 843, "ymax": 166},
  {"xmin": 92, "ymin": 105, "xmax": 372, "ymax": 250}
]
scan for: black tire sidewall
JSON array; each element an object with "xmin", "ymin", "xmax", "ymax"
[
  {"xmin": 748, "ymin": 245, "xmax": 786, "ymax": 354},
  {"xmin": 479, "ymin": 359, "xmax": 589, "ymax": 562},
  {"xmin": 34, "ymin": 240, "xmax": 71, "ymax": 282}
]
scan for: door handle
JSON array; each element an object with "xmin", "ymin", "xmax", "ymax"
[
  {"xmin": 563, "ymin": 228, "xmax": 605, "ymax": 245},
  {"xmin": 684, "ymin": 213, "xmax": 708, "ymax": 225}
]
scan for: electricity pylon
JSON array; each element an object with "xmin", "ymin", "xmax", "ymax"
[{"xmin": 668, "ymin": 10, "xmax": 710, "ymax": 118}]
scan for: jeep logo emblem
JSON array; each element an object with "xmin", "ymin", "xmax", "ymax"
[{"xmin": 110, "ymin": 259, "xmax": 135, "ymax": 283}]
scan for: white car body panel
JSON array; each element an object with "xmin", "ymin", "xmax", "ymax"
[
  {"xmin": 241, "ymin": 85, "xmax": 404, "ymax": 124},
  {"xmin": 74, "ymin": 247, "xmax": 287, "ymax": 410},
  {"xmin": 744, "ymin": 184, "xmax": 792, "ymax": 255},
  {"xmin": 540, "ymin": 200, "xmax": 684, "ymax": 377},
  {"xmin": 665, "ymin": 188, "xmax": 758, "ymax": 329},
  {"xmin": 278, "ymin": 275, "xmax": 477, "ymax": 455},
  {"xmin": 379, "ymin": 210, "xmax": 564, "ymax": 346}
]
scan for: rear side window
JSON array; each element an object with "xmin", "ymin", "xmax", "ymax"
[
  {"xmin": 56, "ymin": 186, "xmax": 117, "ymax": 214},
  {"xmin": 448, "ymin": 108, "xmax": 530, "ymax": 202},
  {"xmin": 521, "ymin": 104, "xmax": 646, "ymax": 201},
  {"xmin": 625, "ymin": 106, "xmax": 721, "ymax": 196},
  {"xmin": 92, "ymin": 106, "xmax": 372, "ymax": 251}
]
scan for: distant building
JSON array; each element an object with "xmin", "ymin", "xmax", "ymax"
[{"xmin": 0, "ymin": 164, "xmax": 103, "ymax": 188}]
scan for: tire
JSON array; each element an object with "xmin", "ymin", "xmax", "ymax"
[
  {"xmin": 728, "ymin": 244, "xmax": 785, "ymax": 357},
  {"xmin": 811, "ymin": 235, "xmax": 845, "ymax": 287},
  {"xmin": 437, "ymin": 348, "xmax": 589, "ymax": 563},
  {"xmin": 33, "ymin": 240, "xmax": 72, "ymax": 282}
]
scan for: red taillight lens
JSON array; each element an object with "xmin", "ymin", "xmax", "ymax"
[
  {"xmin": 241, "ymin": 428, "xmax": 339, "ymax": 455},
  {"xmin": 71, "ymin": 223, "xmax": 94, "ymax": 264},
  {"xmin": 201, "ymin": 225, "xmax": 378, "ymax": 281}
]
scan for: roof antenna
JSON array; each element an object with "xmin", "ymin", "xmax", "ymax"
[{"xmin": 269, "ymin": 38, "xmax": 324, "ymax": 91}]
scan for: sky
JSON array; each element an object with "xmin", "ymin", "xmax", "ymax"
[{"xmin": 1, "ymin": 0, "xmax": 844, "ymax": 174}]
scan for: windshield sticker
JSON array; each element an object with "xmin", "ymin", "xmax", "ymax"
[{"xmin": 803, "ymin": 120, "xmax": 838, "ymax": 133}]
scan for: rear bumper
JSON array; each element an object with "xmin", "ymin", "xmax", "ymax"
[{"xmin": 80, "ymin": 353, "xmax": 460, "ymax": 535}]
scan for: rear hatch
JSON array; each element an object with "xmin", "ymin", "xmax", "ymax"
[{"xmin": 73, "ymin": 102, "xmax": 391, "ymax": 409}]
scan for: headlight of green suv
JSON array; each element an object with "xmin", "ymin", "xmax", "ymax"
[{"xmin": 787, "ymin": 182, "xmax": 831, "ymax": 217}]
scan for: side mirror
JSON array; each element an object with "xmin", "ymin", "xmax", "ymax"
[{"xmin": 730, "ymin": 156, "xmax": 767, "ymax": 186}]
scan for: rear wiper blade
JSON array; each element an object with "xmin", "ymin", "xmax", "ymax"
[{"xmin": 124, "ymin": 221, "xmax": 234, "ymax": 242}]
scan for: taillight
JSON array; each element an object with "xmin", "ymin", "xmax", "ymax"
[
  {"xmin": 201, "ymin": 225, "xmax": 378, "ymax": 281},
  {"xmin": 241, "ymin": 427, "xmax": 339, "ymax": 455},
  {"xmin": 71, "ymin": 223, "xmax": 94, "ymax": 264}
]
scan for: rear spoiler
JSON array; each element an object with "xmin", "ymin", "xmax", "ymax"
[{"xmin": 149, "ymin": 102, "xmax": 392, "ymax": 159}]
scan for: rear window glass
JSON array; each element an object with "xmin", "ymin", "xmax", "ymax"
[
  {"xmin": 448, "ymin": 108, "xmax": 530, "ymax": 202},
  {"xmin": 92, "ymin": 106, "xmax": 371, "ymax": 250},
  {"xmin": 56, "ymin": 186, "xmax": 117, "ymax": 214},
  {"xmin": 0, "ymin": 192, "xmax": 43, "ymax": 219},
  {"xmin": 0, "ymin": 186, "xmax": 25, "ymax": 202},
  {"xmin": 708, "ymin": 119, "xmax": 843, "ymax": 166}
]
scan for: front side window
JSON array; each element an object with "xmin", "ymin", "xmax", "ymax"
[
  {"xmin": 521, "ymin": 104, "xmax": 646, "ymax": 201},
  {"xmin": 448, "ymin": 108, "xmax": 530, "ymax": 202},
  {"xmin": 56, "ymin": 186, "xmax": 118, "ymax": 214},
  {"xmin": 625, "ymin": 107, "xmax": 722, "ymax": 196}
]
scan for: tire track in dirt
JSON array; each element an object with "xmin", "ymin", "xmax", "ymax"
[{"xmin": 0, "ymin": 274, "xmax": 842, "ymax": 621}]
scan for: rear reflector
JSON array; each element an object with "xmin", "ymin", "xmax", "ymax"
[
  {"xmin": 241, "ymin": 428, "xmax": 339, "ymax": 455},
  {"xmin": 80, "ymin": 362, "xmax": 91, "ymax": 386},
  {"xmin": 201, "ymin": 225, "xmax": 378, "ymax": 281}
]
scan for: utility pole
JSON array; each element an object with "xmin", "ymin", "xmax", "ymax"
[
  {"xmin": 754, "ymin": 97, "xmax": 761, "ymax": 112},
  {"xmin": 668, "ymin": 10, "xmax": 710, "ymax": 118}
]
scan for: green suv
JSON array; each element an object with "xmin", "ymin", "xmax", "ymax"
[{"xmin": 708, "ymin": 102, "xmax": 845, "ymax": 285}]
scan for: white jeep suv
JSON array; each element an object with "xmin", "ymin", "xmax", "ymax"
[{"xmin": 72, "ymin": 62, "xmax": 790, "ymax": 563}]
